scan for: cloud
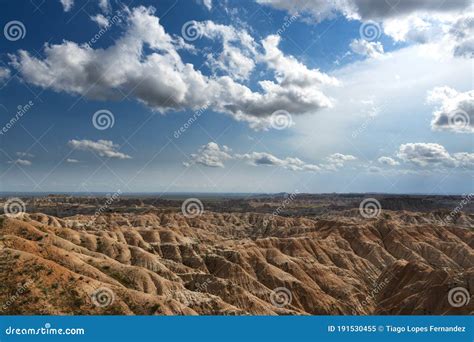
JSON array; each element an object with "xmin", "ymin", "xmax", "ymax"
[
  {"xmin": 397, "ymin": 143, "xmax": 462, "ymax": 168},
  {"xmin": 348, "ymin": 0, "xmax": 470, "ymax": 20},
  {"xmin": 324, "ymin": 153, "xmax": 357, "ymax": 170},
  {"xmin": 98, "ymin": 0, "xmax": 111, "ymax": 13},
  {"xmin": 236, "ymin": 152, "xmax": 321, "ymax": 171},
  {"xmin": 450, "ymin": 14, "xmax": 474, "ymax": 58},
  {"xmin": 195, "ymin": 21, "xmax": 258, "ymax": 80},
  {"xmin": 349, "ymin": 39, "xmax": 384, "ymax": 58},
  {"xmin": 184, "ymin": 142, "xmax": 232, "ymax": 168},
  {"xmin": 185, "ymin": 143, "xmax": 359, "ymax": 172},
  {"xmin": 8, "ymin": 159, "xmax": 32, "ymax": 166},
  {"xmin": 378, "ymin": 156, "xmax": 400, "ymax": 166},
  {"xmin": 16, "ymin": 152, "xmax": 34, "ymax": 158},
  {"xmin": 66, "ymin": 158, "xmax": 80, "ymax": 163},
  {"xmin": 10, "ymin": 6, "xmax": 336, "ymax": 130},
  {"xmin": 60, "ymin": 0, "xmax": 110, "ymax": 13},
  {"xmin": 202, "ymin": 0, "xmax": 212, "ymax": 11},
  {"xmin": 256, "ymin": 0, "xmax": 471, "ymax": 21},
  {"xmin": 427, "ymin": 86, "xmax": 473, "ymax": 133},
  {"xmin": 91, "ymin": 14, "xmax": 110, "ymax": 28},
  {"xmin": 68, "ymin": 139, "xmax": 131, "ymax": 159},
  {"xmin": 453, "ymin": 152, "xmax": 474, "ymax": 169},
  {"xmin": 0, "ymin": 67, "xmax": 10, "ymax": 81},
  {"xmin": 60, "ymin": 0, "xmax": 74, "ymax": 12},
  {"xmin": 257, "ymin": 0, "xmax": 473, "ymax": 58}
]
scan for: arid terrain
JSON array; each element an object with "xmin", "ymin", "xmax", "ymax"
[{"xmin": 0, "ymin": 194, "xmax": 473, "ymax": 315}]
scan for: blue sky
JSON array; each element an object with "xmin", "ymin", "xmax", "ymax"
[{"xmin": 0, "ymin": 0, "xmax": 472, "ymax": 194}]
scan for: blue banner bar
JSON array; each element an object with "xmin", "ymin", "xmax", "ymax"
[{"xmin": 0, "ymin": 316, "xmax": 472, "ymax": 342}]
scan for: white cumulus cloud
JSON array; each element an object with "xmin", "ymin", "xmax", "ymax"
[
  {"xmin": 350, "ymin": 39, "xmax": 384, "ymax": 58},
  {"xmin": 427, "ymin": 86, "xmax": 473, "ymax": 133},
  {"xmin": 378, "ymin": 156, "xmax": 400, "ymax": 166},
  {"xmin": 68, "ymin": 139, "xmax": 131, "ymax": 159},
  {"xmin": 11, "ymin": 6, "xmax": 337, "ymax": 130}
]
